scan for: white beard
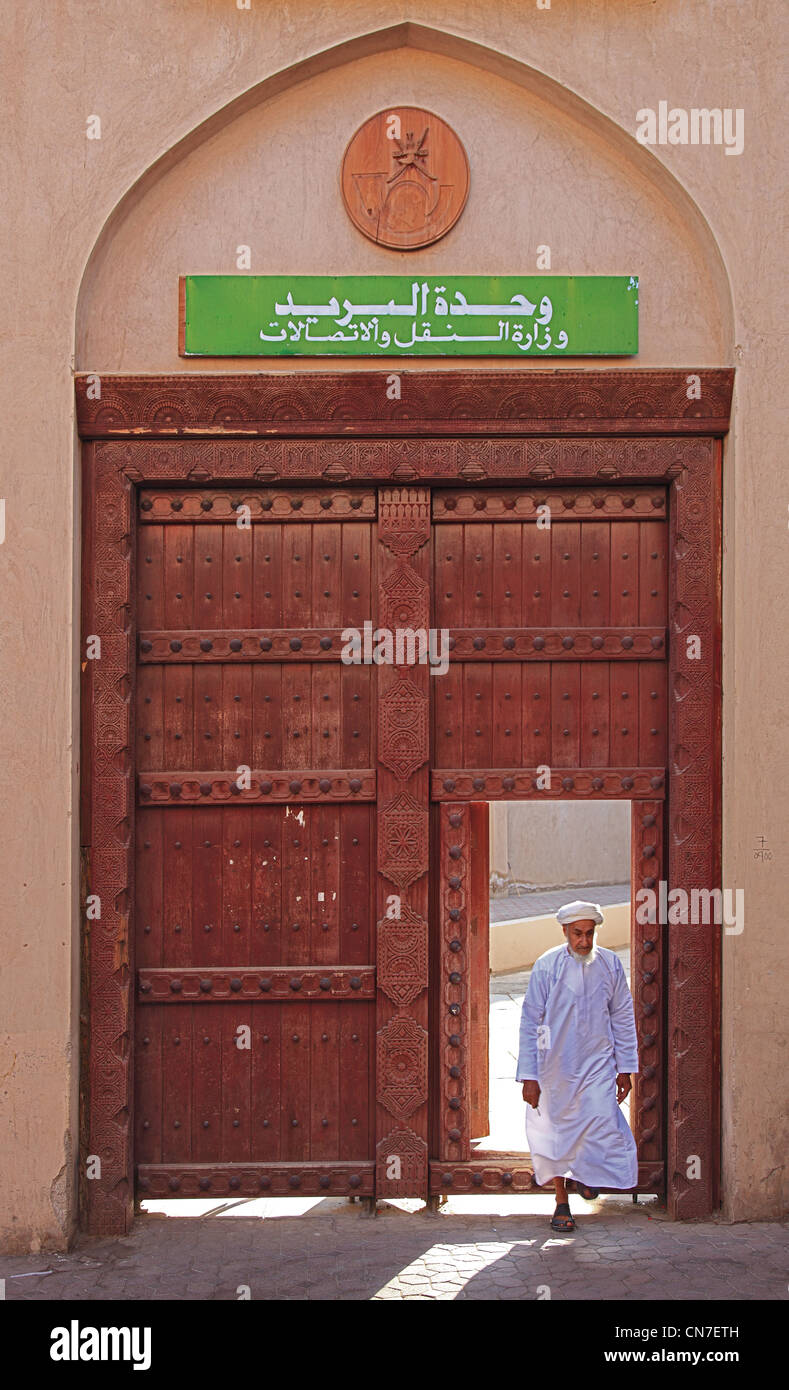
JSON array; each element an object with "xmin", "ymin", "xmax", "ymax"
[{"xmin": 567, "ymin": 939, "xmax": 598, "ymax": 966}]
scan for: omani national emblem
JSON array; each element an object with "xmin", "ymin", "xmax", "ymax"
[{"xmin": 341, "ymin": 107, "xmax": 470, "ymax": 250}]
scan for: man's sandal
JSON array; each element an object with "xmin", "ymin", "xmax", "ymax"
[
  {"xmin": 550, "ymin": 1203, "xmax": 576, "ymax": 1232},
  {"xmin": 577, "ymin": 1184, "xmax": 600, "ymax": 1200}
]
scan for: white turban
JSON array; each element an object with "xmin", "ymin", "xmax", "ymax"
[{"xmin": 556, "ymin": 899, "xmax": 604, "ymax": 927}]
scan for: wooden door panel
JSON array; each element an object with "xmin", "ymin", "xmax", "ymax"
[
  {"xmin": 550, "ymin": 522, "xmax": 582, "ymax": 626},
  {"xmin": 251, "ymin": 806, "xmax": 282, "ymax": 964},
  {"xmin": 339, "ymin": 1003, "xmax": 375, "ymax": 1160},
  {"xmin": 493, "ymin": 524, "xmax": 523, "ymax": 627},
  {"xmin": 136, "ymin": 999, "xmax": 374, "ymax": 1165},
  {"xmin": 251, "ymin": 1012, "xmax": 281, "ymax": 1161},
  {"xmin": 430, "ymin": 484, "xmax": 669, "ymax": 1195},
  {"xmin": 639, "ymin": 662, "xmax": 667, "ymax": 766},
  {"xmin": 135, "ymin": 1011, "xmax": 162, "ymax": 1164},
  {"xmin": 609, "ymin": 661, "xmax": 640, "ymax": 765},
  {"xmin": 581, "ymin": 522, "xmax": 611, "ymax": 626},
  {"xmin": 139, "ymin": 522, "xmax": 165, "ymax": 625},
  {"xmin": 137, "ymin": 803, "xmax": 374, "ymax": 968},
  {"xmin": 638, "ymin": 520, "xmax": 668, "ymax": 626},
  {"xmin": 492, "ymin": 663, "xmax": 522, "ymax": 765},
  {"xmin": 192, "ymin": 1005, "xmax": 222, "ymax": 1163},
  {"xmin": 134, "ymin": 489, "xmax": 378, "ymax": 1197},
  {"xmin": 163, "ymin": 665, "xmax": 193, "ymax": 767},
  {"xmin": 341, "ymin": 664, "xmax": 374, "ymax": 767},
  {"xmin": 610, "ymin": 521, "xmax": 641, "ymax": 626},
  {"xmin": 432, "ymin": 521, "xmax": 460, "ymax": 631},
  {"xmin": 163, "ymin": 809, "xmax": 194, "ymax": 968},
  {"xmin": 432, "ymin": 491, "xmax": 668, "ymax": 788},
  {"xmin": 338, "ymin": 804, "xmax": 375, "ymax": 963},
  {"xmin": 193, "ymin": 526, "xmax": 220, "ymax": 629},
  {"xmin": 462, "ymin": 663, "xmax": 493, "ymax": 765},
  {"xmin": 139, "ymin": 662, "xmax": 374, "ymax": 770},
  {"xmin": 580, "ymin": 661, "xmax": 611, "ymax": 766},
  {"xmin": 551, "ymin": 662, "xmax": 581, "ymax": 766},
  {"xmin": 252, "ymin": 525, "xmax": 282, "ymax": 625},
  {"xmin": 133, "ymin": 479, "xmax": 670, "ymax": 1199},
  {"xmin": 224, "ymin": 523, "xmax": 253, "ymax": 628},
  {"xmin": 524, "ymin": 526, "xmax": 552, "ymax": 627},
  {"xmin": 463, "ymin": 522, "xmax": 493, "ymax": 627},
  {"xmin": 522, "ymin": 665, "xmax": 552, "ymax": 768},
  {"xmin": 221, "ymin": 1000, "xmax": 252, "ymax": 1161},
  {"xmin": 164, "ymin": 524, "xmax": 194, "ymax": 629},
  {"xmin": 193, "ymin": 664, "xmax": 222, "ymax": 763},
  {"xmin": 161, "ymin": 1023, "xmax": 193, "ymax": 1164},
  {"xmin": 192, "ymin": 808, "xmax": 224, "ymax": 967}
]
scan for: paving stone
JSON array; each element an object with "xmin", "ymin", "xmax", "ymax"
[{"xmin": 4, "ymin": 1207, "xmax": 786, "ymax": 1302}]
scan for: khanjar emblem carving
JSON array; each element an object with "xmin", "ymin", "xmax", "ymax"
[{"xmin": 341, "ymin": 107, "xmax": 470, "ymax": 249}]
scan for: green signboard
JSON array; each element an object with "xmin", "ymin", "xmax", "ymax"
[{"xmin": 181, "ymin": 275, "xmax": 638, "ymax": 357}]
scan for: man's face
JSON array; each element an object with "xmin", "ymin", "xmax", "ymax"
[{"xmin": 564, "ymin": 919, "xmax": 597, "ymax": 954}]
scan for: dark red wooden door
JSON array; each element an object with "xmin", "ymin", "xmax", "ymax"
[
  {"xmin": 133, "ymin": 487, "xmax": 378, "ymax": 1198},
  {"xmin": 430, "ymin": 484, "xmax": 669, "ymax": 1196},
  {"xmin": 130, "ymin": 479, "xmax": 669, "ymax": 1202}
]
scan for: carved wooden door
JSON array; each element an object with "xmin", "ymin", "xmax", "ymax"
[
  {"xmin": 80, "ymin": 375, "xmax": 727, "ymax": 1231},
  {"xmin": 133, "ymin": 486, "xmax": 378, "ymax": 1198},
  {"xmin": 130, "ymin": 478, "xmax": 669, "ymax": 1202},
  {"xmin": 430, "ymin": 484, "xmax": 669, "ymax": 1197}
]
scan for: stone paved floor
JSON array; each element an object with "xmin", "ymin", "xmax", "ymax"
[
  {"xmin": 2, "ymin": 1197, "xmax": 786, "ymax": 1301},
  {"xmin": 489, "ymin": 882, "xmax": 630, "ymax": 923},
  {"xmin": 8, "ymin": 886, "xmax": 780, "ymax": 1305}
]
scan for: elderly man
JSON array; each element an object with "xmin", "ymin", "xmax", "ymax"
[{"xmin": 516, "ymin": 900, "xmax": 639, "ymax": 1231}]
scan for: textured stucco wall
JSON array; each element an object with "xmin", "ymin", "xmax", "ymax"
[
  {"xmin": 76, "ymin": 46, "xmax": 727, "ymax": 369},
  {"xmin": 491, "ymin": 902, "xmax": 630, "ymax": 974},
  {"xmin": 490, "ymin": 802, "xmax": 630, "ymax": 890},
  {"xmin": 1, "ymin": 1, "xmax": 786, "ymax": 1248}
]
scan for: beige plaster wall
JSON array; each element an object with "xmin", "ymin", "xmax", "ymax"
[
  {"xmin": 77, "ymin": 47, "xmax": 727, "ymax": 369},
  {"xmin": 490, "ymin": 802, "xmax": 630, "ymax": 890},
  {"xmin": 1, "ymin": 2, "xmax": 787, "ymax": 1248},
  {"xmin": 491, "ymin": 903, "xmax": 630, "ymax": 975}
]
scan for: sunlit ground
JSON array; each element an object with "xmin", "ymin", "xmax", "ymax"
[
  {"xmin": 140, "ymin": 1196, "xmax": 338, "ymax": 1219},
  {"xmin": 140, "ymin": 1189, "xmax": 657, "ymax": 1221}
]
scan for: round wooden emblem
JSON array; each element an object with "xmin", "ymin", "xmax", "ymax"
[{"xmin": 341, "ymin": 107, "xmax": 469, "ymax": 250}]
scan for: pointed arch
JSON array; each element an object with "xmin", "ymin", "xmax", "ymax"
[{"xmin": 76, "ymin": 21, "xmax": 733, "ymax": 355}]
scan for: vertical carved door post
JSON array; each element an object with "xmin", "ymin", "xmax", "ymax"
[
  {"xmin": 375, "ymin": 489, "xmax": 431, "ymax": 1198},
  {"xmin": 666, "ymin": 442, "xmax": 722, "ymax": 1218},
  {"xmin": 631, "ymin": 798, "xmax": 666, "ymax": 1191}
]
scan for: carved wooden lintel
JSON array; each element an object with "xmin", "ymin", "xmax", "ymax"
[{"xmin": 76, "ymin": 371, "xmax": 734, "ymax": 438}]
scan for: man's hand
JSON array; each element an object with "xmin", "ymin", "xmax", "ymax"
[
  {"xmin": 616, "ymin": 1072, "xmax": 632, "ymax": 1104},
  {"xmin": 522, "ymin": 1080, "xmax": 541, "ymax": 1108}
]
